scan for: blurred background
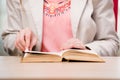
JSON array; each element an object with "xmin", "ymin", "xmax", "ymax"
[{"xmin": 0, "ymin": 0, "xmax": 120, "ymax": 56}]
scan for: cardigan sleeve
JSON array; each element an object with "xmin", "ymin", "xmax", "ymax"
[
  {"xmin": 85, "ymin": 0, "xmax": 119, "ymax": 56},
  {"xmin": 2, "ymin": 0, "xmax": 22, "ymax": 56}
]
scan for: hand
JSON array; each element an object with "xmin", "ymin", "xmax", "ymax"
[
  {"xmin": 60, "ymin": 38, "xmax": 87, "ymax": 50},
  {"xmin": 15, "ymin": 28, "xmax": 37, "ymax": 51}
]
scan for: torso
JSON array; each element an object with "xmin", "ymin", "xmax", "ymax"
[{"xmin": 41, "ymin": 0, "xmax": 73, "ymax": 52}]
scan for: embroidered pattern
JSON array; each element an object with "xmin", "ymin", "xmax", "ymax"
[{"xmin": 43, "ymin": 0, "xmax": 71, "ymax": 17}]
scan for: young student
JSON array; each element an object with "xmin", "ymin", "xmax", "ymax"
[{"xmin": 2, "ymin": 0, "xmax": 119, "ymax": 56}]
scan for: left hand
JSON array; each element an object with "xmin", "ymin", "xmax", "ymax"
[{"xmin": 60, "ymin": 38, "xmax": 87, "ymax": 50}]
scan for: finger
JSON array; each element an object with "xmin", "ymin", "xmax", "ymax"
[
  {"xmin": 19, "ymin": 31, "xmax": 26, "ymax": 49},
  {"xmin": 25, "ymin": 30, "xmax": 31, "ymax": 50},
  {"xmin": 72, "ymin": 42, "xmax": 86, "ymax": 50},
  {"xmin": 15, "ymin": 31, "xmax": 26, "ymax": 51},
  {"xmin": 15, "ymin": 33, "xmax": 23, "ymax": 51},
  {"xmin": 69, "ymin": 39, "xmax": 85, "ymax": 49},
  {"xmin": 15, "ymin": 40, "xmax": 25, "ymax": 51},
  {"xmin": 60, "ymin": 38, "xmax": 86, "ymax": 50},
  {"xmin": 62, "ymin": 38, "xmax": 79, "ymax": 50},
  {"xmin": 60, "ymin": 41, "xmax": 73, "ymax": 50},
  {"xmin": 18, "ymin": 43, "xmax": 25, "ymax": 51},
  {"xmin": 29, "ymin": 35, "xmax": 37, "ymax": 51},
  {"xmin": 61, "ymin": 46, "xmax": 73, "ymax": 50}
]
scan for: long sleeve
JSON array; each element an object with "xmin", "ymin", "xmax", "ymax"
[
  {"xmin": 86, "ymin": 0, "xmax": 119, "ymax": 56},
  {"xmin": 2, "ymin": 0, "xmax": 22, "ymax": 56}
]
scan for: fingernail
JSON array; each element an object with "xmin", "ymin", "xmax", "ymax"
[{"xmin": 25, "ymin": 48, "xmax": 29, "ymax": 52}]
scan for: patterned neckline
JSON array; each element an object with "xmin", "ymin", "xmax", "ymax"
[{"xmin": 44, "ymin": 0, "xmax": 71, "ymax": 17}]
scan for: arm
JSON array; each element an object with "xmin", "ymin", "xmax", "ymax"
[
  {"xmin": 2, "ymin": 0, "xmax": 22, "ymax": 56},
  {"xmin": 2, "ymin": 0, "xmax": 37, "ymax": 56},
  {"xmin": 86, "ymin": 0, "xmax": 119, "ymax": 56}
]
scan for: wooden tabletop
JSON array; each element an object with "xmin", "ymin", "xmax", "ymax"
[{"xmin": 0, "ymin": 56, "xmax": 120, "ymax": 80}]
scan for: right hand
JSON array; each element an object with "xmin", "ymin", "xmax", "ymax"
[
  {"xmin": 60, "ymin": 38, "xmax": 87, "ymax": 50},
  {"xmin": 15, "ymin": 28, "xmax": 37, "ymax": 51}
]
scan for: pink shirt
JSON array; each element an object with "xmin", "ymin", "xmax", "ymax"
[{"xmin": 41, "ymin": 0, "xmax": 73, "ymax": 52}]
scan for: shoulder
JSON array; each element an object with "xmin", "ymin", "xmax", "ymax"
[
  {"xmin": 7, "ymin": 0, "xmax": 20, "ymax": 4},
  {"xmin": 7, "ymin": 0, "xmax": 21, "ymax": 8},
  {"xmin": 92, "ymin": 0, "xmax": 113, "ymax": 8},
  {"xmin": 92, "ymin": 0, "xmax": 113, "ymax": 4}
]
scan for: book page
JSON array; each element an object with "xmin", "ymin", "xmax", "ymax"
[
  {"xmin": 61, "ymin": 49, "xmax": 105, "ymax": 62},
  {"xmin": 71, "ymin": 49, "xmax": 97, "ymax": 55},
  {"xmin": 61, "ymin": 49, "xmax": 97, "ymax": 55},
  {"xmin": 24, "ymin": 49, "xmax": 97, "ymax": 57},
  {"xmin": 24, "ymin": 50, "xmax": 63, "ymax": 56}
]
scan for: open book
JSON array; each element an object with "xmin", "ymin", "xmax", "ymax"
[{"xmin": 21, "ymin": 49, "xmax": 105, "ymax": 63}]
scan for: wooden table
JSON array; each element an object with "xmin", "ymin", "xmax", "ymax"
[{"xmin": 0, "ymin": 56, "xmax": 120, "ymax": 80}]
